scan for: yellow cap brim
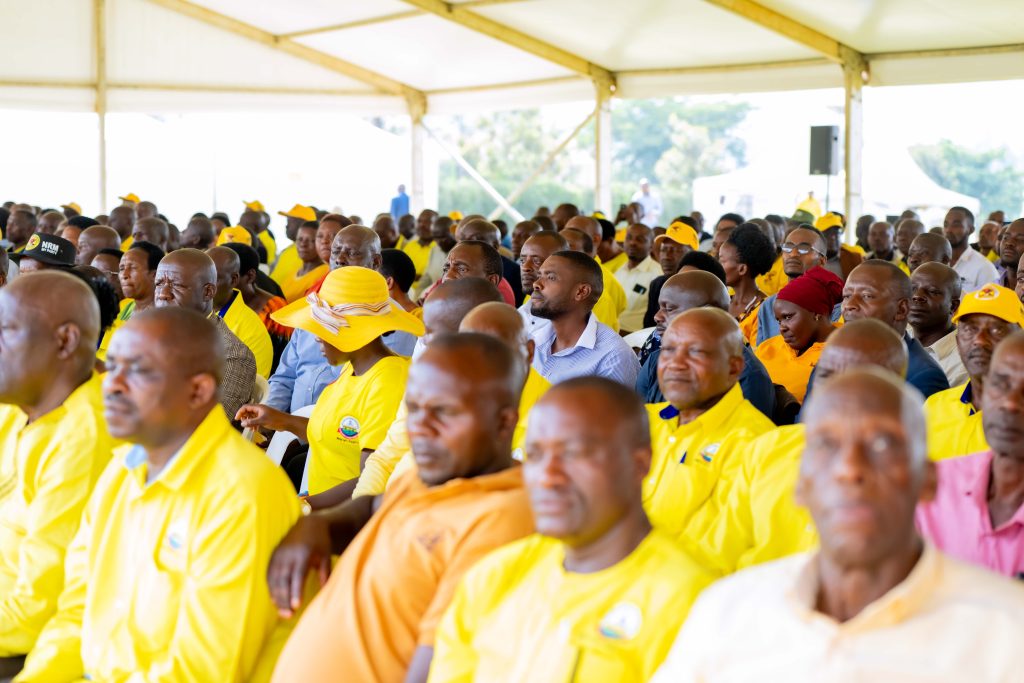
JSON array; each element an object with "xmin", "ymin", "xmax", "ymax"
[{"xmin": 271, "ymin": 297, "xmax": 425, "ymax": 352}]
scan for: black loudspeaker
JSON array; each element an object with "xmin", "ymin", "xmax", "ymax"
[{"xmin": 809, "ymin": 125, "xmax": 839, "ymax": 175}]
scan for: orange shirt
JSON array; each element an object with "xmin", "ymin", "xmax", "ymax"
[
  {"xmin": 755, "ymin": 336, "xmax": 826, "ymax": 403},
  {"xmin": 258, "ymin": 295, "xmax": 292, "ymax": 339},
  {"xmin": 271, "ymin": 467, "xmax": 534, "ymax": 683}
]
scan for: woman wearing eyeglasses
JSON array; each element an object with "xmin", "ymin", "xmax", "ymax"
[{"xmin": 755, "ymin": 266, "xmax": 843, "ymax": 403}]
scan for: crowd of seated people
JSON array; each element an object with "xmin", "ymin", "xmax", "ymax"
[{"xmin": 1, "ymin": 194, "xmax": 1023, "ymax": 682}]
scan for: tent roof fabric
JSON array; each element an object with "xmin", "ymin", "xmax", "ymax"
[{"xmin": 1, "ymin": 0, "xmax": 1022, "ymax": 113}]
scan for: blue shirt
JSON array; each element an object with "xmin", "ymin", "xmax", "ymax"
[
  {"xmin": 390, "ymin": 192, "xmax": 409, "ymax": 222},
  {"xmin": 265, "ymin": 329, "xmax": 342, "ymax": 413},
  {"xmin": 635, "ymin": 336, "xmax": 776, "ymax": 419},
  {"xmin": 756, "ymin": 294, "xmax": 842, "ymax": 346},
  {"xmin": 531, "ymin": 314, "xmax": 640, "ymax": 388}
]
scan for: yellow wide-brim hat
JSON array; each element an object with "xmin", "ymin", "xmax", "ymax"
[
  {"xmin": 952, "ymin": 284, "xmax": 1024, "ymax": 325},
  {"xmin": 272, "ymin": 266, "xmax": 425, "ymax": 352},
  {"xmin": 653, "ymin": 221, "xmax": 699, "ymax": 251}
]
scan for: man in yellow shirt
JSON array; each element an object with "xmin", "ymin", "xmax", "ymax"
[
  {"xmin": 688, "ymin": 319, "xmax": 910, "ymax": 577},
  {"xmin": 429, "ymin": 377, "xmax": 712, "ymax": 682},
  {"xmin": 644, "ymin": 308, "xmax": 774, "ymax": 541},
  {"xmin": 403, "ymin": 209, "xmax": 438, "ymax": 283},
  {"xmin": 268, "ymin": 334, "xmax": 535, "ymax": 683},
  {"xmin": 271, "ymin": 204, "xmax": 316, "ymax": 285},
  {"xmin": 924, "ymin": 283, "xmax": 1023, "ymax": 460},
  {"xmin": 208, "ymin": 246, "xmax": 274, "ymax": 378},
  {"xmin": 561, "ymin": 217, "xmax": 628, "ymax": 331},
  {"xmin": 653, "ymin": 368, "xmax": 1024, "ymax": 681},
  {"xmin": 16, "ymin": 307, "xmax": 299, "ymax": 682},
  {"xmin": 0, "ymin": 273, "xmax": 115, "ymax": 679}
]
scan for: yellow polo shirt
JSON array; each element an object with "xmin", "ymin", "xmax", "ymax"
[
  {"xmin": 430, "ymin": 531, "xmax": 712, "ymax": 683},
  {"xmin": 16, "ymin": 406, "xmax": 299, "ymax": 683},
  {"xmin": 306, "ymin": 356, "xmax": 410, "ymax": 495},
  {"xmin": 119, "ymin": 236, "xmax": 133, "ymax": 251},
  {"xmin": 600, "ymin": 250, "xmax": 628, "ymax": 275},
  {"xmin": 219, "ymin": 290, "xmax": 274, "ymax": 378},
  {"xmin": 403, "ymin": 239, "xmax": 435, "ymax": 278},
  {"xmin": 0, "ymin": 375, "xmax": 114, "ymax": 658},
  {"xmin": 688, "ymin": 425, "xmax": 816, "ymax": 577},
  {"xmin": 593, "ymin": 265, "xmax": 627, "ymax": 333},
  {"xmin": 270, "ymin": 244, "xmax": 301, "ymax": 286},
  {"xmin": 924, "ymin": 383, "xmax": 988, "ymax": 461},
  {"xmin": 755, "ymin": 255, "xmax": 787, "ymax": 297},
  {"xmin": 97, "ymin": 298, "xmax": 136, "ymax": 362},
  {"xmin": 643, "ymin": 384, "xmax": 774, "ymax": 540},
  {"xmin": 353, "ymin": 368, "xmax": 551, "ymax": 498}
]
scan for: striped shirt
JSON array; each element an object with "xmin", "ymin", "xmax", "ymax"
[{"xmin": 531, "ymin": 313, "xmax": 640, "ymax": 388}]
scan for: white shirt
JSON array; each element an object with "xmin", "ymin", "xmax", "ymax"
[
  {"xmin": 652, "ymin": 545, "xmax": 1024, "ymax": 683},
  {"xmin": 631, "ymin": 189, "xmax": 663, "ymax": 227},
  {"xmin": 614, "ymin": 256, "xmax": 662, "ymax": 333},
  {"xmin": 517, "ymin": 299, "xmax": 552, "ymax": 341},
  {"xmin": 953, "ymin": 246, "xmax": 999, "ymax": 293}
]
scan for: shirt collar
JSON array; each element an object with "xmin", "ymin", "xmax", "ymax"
[
  {"xmin": 960, "ymin": 382, "xmax": 976, "ymax": 413},
  {"xmin": 657, "ymin": 383, "xmax": 744, "ymax": 431},
  {"xmin": 541, "ymin": 313, "xmax": 598, "ymax": 355},
  {"xmin": 122, "ymin": 405, "xmax": 233, "ymax": 490}
]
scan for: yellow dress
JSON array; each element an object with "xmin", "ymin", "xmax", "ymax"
[
  {"xmin": 755, "ymin": 336, "xmax": 826, "ymax": 403},
  {"xmin": 280, "ymin": 264, "xmax": 328, "ymax": 303}
]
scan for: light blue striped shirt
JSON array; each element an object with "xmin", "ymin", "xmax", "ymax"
[{"xmin": 531, "ymin": 313, "xmax": 640, "ymax": 388}]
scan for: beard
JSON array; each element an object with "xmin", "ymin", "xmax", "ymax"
[{"xmin": 531, "ymin": 296, "xmax": 568, "ymax": 320}]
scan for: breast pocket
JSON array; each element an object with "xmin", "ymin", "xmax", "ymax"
[
  {"xmin": 131, "ymin": 530, "xmax": 188, "ymax": 653},
  {"xmin": 569, "ymin": 631, "xmax": 644, "ymax": 683}
]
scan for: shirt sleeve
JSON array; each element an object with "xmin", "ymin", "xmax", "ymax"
[
  {"xmin": 220, "ymin": 337, "xmax": 257, "ymax": 420},
  {"xmin": 603, "ymin": 343, "xmax": 641, "ymax": 388},
  {"xmin": 0, "ymin": 436, "xmax": 101, "ymax": 657},
  {"xmin": 425, "ymin": 576, "xmax": 480, "ymax": 683},
  {"xmin": 265, "ymin": 334, "xmax": 300, "ymax": 413},
  {"xmin": 352, "ymin": 404, "xmax": 410, "ymax": 499}
]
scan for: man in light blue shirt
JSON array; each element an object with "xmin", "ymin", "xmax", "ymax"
[
  {"xmin": 529, "ymin": 250, "xmax": 639, "ymax": 387},
  {"xmin": 390, "ymin": 184, "xmax": 410, "ymax": 223}
]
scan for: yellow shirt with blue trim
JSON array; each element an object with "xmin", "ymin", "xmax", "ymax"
[
  {"xmin": 402, "ymin": 239, "xmax": 435, "ymax": 278},
  {"xmin": 307, "ymin": 356, "xmax": 410, "ymax": 495},
  {"xmin": 643, "ymin": 384, "xmax": 775, "ymax": 540},
  {"xmin": 270, "ymin": 244, "xmax": 301, "ymax": 286},
  {"xmin": 354, "ymin": 368, "xmax": 551, "ymax": 498},
  {"xmin": 924, "ymin": 382, "xmax": 988, "ymax": 461},
  {"xmin": 219, "ymin": 290, "xmax": 274, "ymax": 379},
  {"xmin": 15, "ymin": 405, "xmax": 299, "ymax": 683},
  {"xmin": 429, "ymin": 530, "xmax": 713, "ymax": 683},
  {"xmin": 97, "ymin": 298, "xmax": 136, "ymax": 362},
  {"xmin": 0, "ymin": 374, "xmax": 114, "ymax": 658},
  {"xmin": 687, "ymin": 424, "xmax": 817, "ymax": 577}
]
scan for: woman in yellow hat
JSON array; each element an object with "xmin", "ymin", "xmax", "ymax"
[
  {"xmin": 236, "ymin": 266, "xmax": 424, "ymax": 495},
  {"xmin": 279, "ymin": 222, "xmax": 328, "ymax": 303}
]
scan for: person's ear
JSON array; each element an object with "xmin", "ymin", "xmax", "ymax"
[
  {"xmin": 385, "ymin": 275, "xmax": 397, "ymax": 292},
  {"xmin": 372, "ymin": 254, "xmax": 383, "ymax": 271},
  {"xmin": 202, "ymin": 282, "xmax": 216, "ymax": 301},
  {"xmin": 487, "ymin": 274, "xmax": 501, "ymax": 286},
  {"xmin": 632, "ymin": 445, "xmax": 652, "ymax": 483},
  {"xmin": 728, "ymin": 351, "xmax": 745, "ymax": 382},
  {"xmin": 189, "ymin": 372, "xmax": 218, "ymax": 408},
  {"xmin": 525, "ymin": 338, "xmax": 536, "ymax": 366},
  {"xmin": 736, "ymin": 262, "xmax": 748, "ymax": 279},
  {"xmin": 229, "ymin": 273, "xmax": 239, "ymax": 289},
  {"xmin": 918, "ymin": 460, "xmax": 938, "ymax": 503},
  {"xmin": 497, "ymin": 405, "xmax": 519, "ymax": 442},
  {"xmin": 948, "ymin": 296, "xmax": 960, "ymax": 316},
  {"xmin": 895, "ymin": 296, "xmax": 911, "ymax": 323},
  {"xmin": 54, "ymin": 322, "xmax": 82, "ymax": 360},
  {"xmin": 575, "ymin": 283, "xmax": 592, "ymax": 303}
]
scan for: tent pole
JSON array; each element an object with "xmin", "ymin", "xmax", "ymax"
[
  {"xmin": 842, "ymin": 50, "xmax": 866, "ymax": 241},
  {"xmin": 594, "ymin": 77, "xmax": 614, "ymax": 215},
  {"xmin": 407, "ymin": 93, "xmax": 427, "ymax": 216},
  {"xmin": 95, "ymin": 0, "xmax": 108, "ymax": 213}
]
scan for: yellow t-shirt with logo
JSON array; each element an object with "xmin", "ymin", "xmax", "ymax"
[
  {"xmin": 643, "ymin": 384, "xmax": 775, "ymax": 541},
  {"xmin": 429, "ymin": 531, "xmax": 712, "ymax": 683},
  {"xmin": 306, "ymin": 356, "xmax": 410, "ymax": 495}
]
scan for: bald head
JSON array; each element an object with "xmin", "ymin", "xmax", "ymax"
[
  {"xmin": 132, "ymin": 217, "xmax": 170, "ymax": 251},
  {"xmin": 907, "ymin": 232, "xmax": 952, "ymax": 272},
  {"xmin": 128, "ymin": 306, "xmax": 224, "ymax": 381},
  {"xmin": 0, "ymin": 271, "xmax": 101, "ymax": 407},
  {"xmin": 460, "ymin": 301, "xmax": 532, "ymax": 367},
  {"xmin": 659, "ymin": 307, "xmax": 745, "ymax": 409},
  {"xmin": 331, "ymin": 225, "xmax": 382, "ymax": 270},
  {"xmin": 661, "ymin": 270, "xmax": 731, "ymax": 313},
  {"xmin": 423, "ymin": 278, "xmax": 504, "ymax": 342},
  {"xmin": 206, "ymin": 246, "xmax": 240, "ymax": 308},
  {"xmin": 153, "ymin": 248, "xmax": 216, "ymax": 314},
  {"xmin": 564, "ymin": 215, "xmax": 601, "ymax": 247},
  {"xmin": 456, "ymin": 219, "xmax": 501, "ymax": 249},
  {"xmin": 77, "ymin": 225, "xmax": 122, "ymax": 266},
  {"xmin": 815, "ymin": 319, "xmax": 909, "ymax": 384}
]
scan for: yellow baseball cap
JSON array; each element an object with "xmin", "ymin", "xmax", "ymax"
[
  {"xmin": 272, "ymin": 266, "xmax": 424, "ymax": 352},
  {"xmin": 119, "ymin": 193, "xmax": 140, "ymax": 204},
  {"xmin": 244, "ymin": 200, "xmax": 265, "ymax": 213},
  {"xmin": 61, "ymin": 202, "xmax": 82, "ymax": 214},
  {"xmin": 953, "ymin": 284, "xmax": 1024, "ymax": 326},
  {"xmin": 448, "ymin": 211, "xmax": 464, "ymax": 221},
  {"xmin": 654, "ymin": 221, "xmax": 699, "ymax": 252},
  {"xmin": 216, "ymin": 225, "xmax": 253, "ymax": 247},
  {"xmin": 278, "ymin": 204, "xmax": 316, "ymax": 222},
  {"xmin": 614, "ymin": 227, "xmax": 627, "ymax": 243},
  {"xmin": 815, "ymin": 213, "xmax": 844, "ymax": 231}
]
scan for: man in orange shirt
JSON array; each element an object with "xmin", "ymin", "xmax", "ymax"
[{"xmin": 268, "ymin": 333, "xmax": 534, "ymax": 683}]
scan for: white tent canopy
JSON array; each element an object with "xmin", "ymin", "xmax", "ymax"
[{"xmin": 2, "ymin": 0, "xmax": 1022, "ymax": 216}]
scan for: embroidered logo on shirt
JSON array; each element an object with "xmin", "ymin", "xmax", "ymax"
[
  {"xmin": 700, "ymin": 442, "xmax": 720, "ymax": 463},
  {"xmin": 598, "ymin": 602, "xmax": 642, "ymax": 640},
  {"xmin": 337, "ymin": 416, "xmax": 360, "ymax": 440},
  {"xmin": 165, "ymin": 519, "xmax": 188, "ymax": 551}
]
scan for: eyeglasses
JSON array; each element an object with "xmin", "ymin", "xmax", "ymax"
[{"xmin": 781, "ymin": 242, "xmax": 825, "ymax": 257}]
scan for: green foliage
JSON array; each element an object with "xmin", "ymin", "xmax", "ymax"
[
  {"xmin": 435, "ymin": 98, "xmax": 751, "ymax": 224},
  {"xmin": 910, "ymin": 139, "xmax": 1024, "ymax": 216}
]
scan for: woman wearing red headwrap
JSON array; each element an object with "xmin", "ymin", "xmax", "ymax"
[{"xmin": 755, "ymin": 266, "xmax": 843, "ymax": 402}]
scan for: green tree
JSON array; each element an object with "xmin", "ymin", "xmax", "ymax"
[{"xmin": 910, "ymin": 139, "xmax": 1024, "ymax": 216}]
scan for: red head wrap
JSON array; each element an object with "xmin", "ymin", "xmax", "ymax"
[{"xmin": 777, "ymin": 266, "xmax": 844, "ymax": 317}]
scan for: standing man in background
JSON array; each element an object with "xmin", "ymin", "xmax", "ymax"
[
  {"xmin": 631, "ymin": 179, "xmax": 662, "ymax": 227},
  {"xmin": 391, "ymin": 185, "xmax": 410, "ymax": 223}
]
